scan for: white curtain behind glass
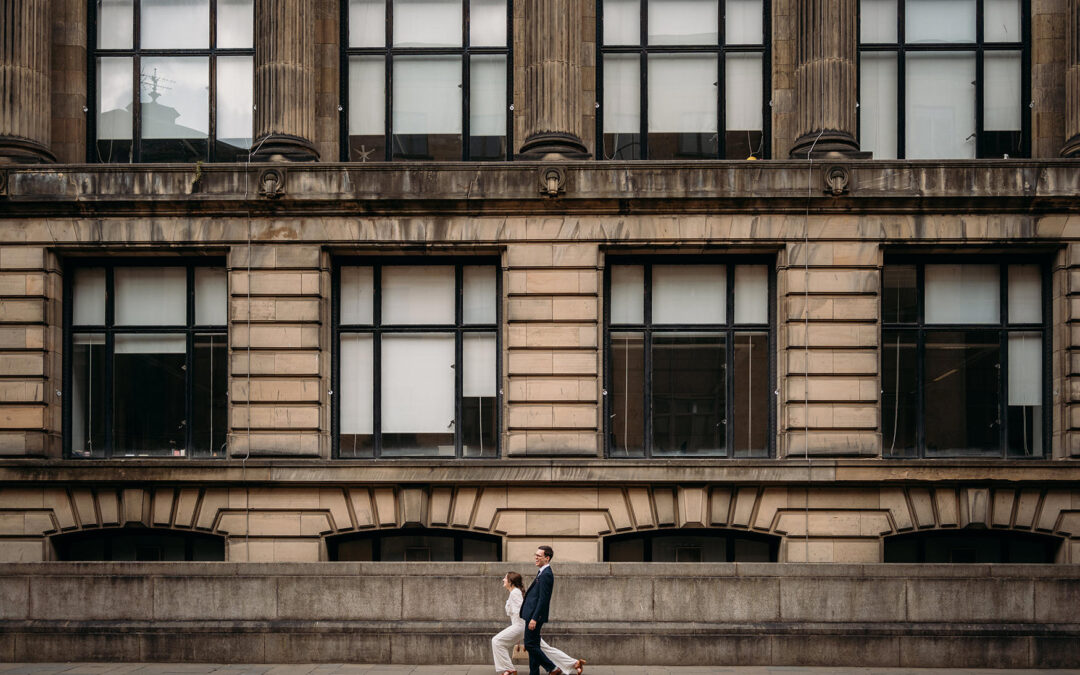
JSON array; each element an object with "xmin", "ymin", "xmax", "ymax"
[
  {"xmin": 984, "ymin": 0, "xmax": 1021, "ymax": 42},
  {"xmin": 905, "ymin": 52, "xmax": 975, "ymax": 159},
  {"xmin": 470, "ymin": 56, "xmax": 506, "ymax": 137},
  {"xmin": 340, "ymin": 266, "xmax": 375, "ymax": 324},
  {"xmin": 925, "ymin": 264, "xmax": 998, "ymax": 324},
  {"xmin": 382, "ymin": 334, "xmax": 455, "ymax": 433},
  {"xmin": 1008, "ymin": 265, "xmax": 1041, "ymax": 323},
  {"xmin": 98, "ymin": 0, "xmax": 133, "ymax": 49},
  {"xmin": 603, "ymin": 0, "xmax": 640, "ymax": 44},
  {"xmin": 393, "ymin": 0, "xmax": 462, "ymax": 47},
  {"xmin": 217, "ymin": 57, "xmax": 253, "ymax": 146},
  {"xmin": 349, "ymin": 57, "xmax": 385, "ymax": 136},
  {"xmin": 905, "ymin": 0, "xmax": 975, "ymax": 43},
  {"xmin": 73, "ymin": 268, "xmax": 106, "ymax": 325},
  {"xmin": 463, "ymin": 334, "xmax": 496, "ymax": 397},
  {"xmin": 610, "ymin": 265, "xmax": 645, "ymax": 324},
  {"xmin": 393, "ymin": 57, "xmax": 462, "ymax": 135},
  {"xmin": 859, "ymin": 53, "xmax": 898, "ymax": 158},
  {"xmin": 604, "ymin": 55, "xmax": 641, "ymax": 135},
  {"xmin": 984, "ymin": 51, "xmax": 1021, "ymax": 132},
  {"xmin": 381, "ymin": 266, "xmax": 455, "ymax": 324},
  {"xmin": 726, "ymin": 54, "xmax": 762, "ymax": 131},
  {"xmin": 1008, "ymin": 333, "xmax": 1040, "ymax": 406},
  {"xmin": 216, "ymin": 0, "xmax": 253, "ymax": 48},
  {"xmin": 340, "ymin": 334, "xmax": 374, "ymax": 434},
  {"xmin": 463, "ymin": 266, "xmax": 497, "ymax": 324},
  {"xmin": 648, "ymin": 0, "xmax": 718, "ymax": 44},
  {"xmin": 194, "ymin": 267, "xmax": 227, "ymax": 325},
  {"xmin": 734, "ymin": 265, "xmax": 767, "ymax": 324},
  {"xmin": 115, "ymin": 267, "xmax": 187, "ymax": 325},
  {"xmin": 97, "ymin": 58, "xmax": 133, "ymax": 140},
  {"xmin": 350, "ymin": 0, "xmax": 386, "ymax": 47},
  {"xmin": 470, "ymin": 0, "xmax": 507, "ymax": 46},
  {"xmin": 141, "ymin": 0, "xmax": 209, "ymax": 48},
  {"xmin": 725, "ymin": 0, "xmax": 762, "ymax": 44},
  {"xmin": 652, "ymin": 265, "xmax": 725, "ymax": 324},
  {"xmin": 648, "ymin": 55, "xmax": 717, "ymax": 133},
  {"xmin": 859, "ymin": 0, "xmax": 896, "ymax": 42}
]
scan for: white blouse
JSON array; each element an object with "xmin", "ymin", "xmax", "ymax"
[{"xmin": 505, "ymin": 587, "xmax": 524, "ymax": 621}]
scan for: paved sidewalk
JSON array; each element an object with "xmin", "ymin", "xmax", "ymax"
[{"xmin": 1, "ymin": 666, "xmax": 1078, "ymax": 675}]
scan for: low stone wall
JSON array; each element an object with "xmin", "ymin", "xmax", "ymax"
[{"xmin": 1, "ymin": 562, "xmax": 1078, "ymax": 667}]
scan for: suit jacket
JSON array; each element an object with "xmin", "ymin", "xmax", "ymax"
[{"xmin": 519, "ymin": 566, "xmax": 553, "ymax": 625}]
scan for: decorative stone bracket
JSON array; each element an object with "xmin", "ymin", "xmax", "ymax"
[
  {"xmin": 823, "ymin": 165, "xmax": 850, "ymax": 196},
  {"xmin": 539, "ymin": 166, "xmax": 566, "ymax": 198},
  {"xmin": 258, "ymin": 168, "xmax": 286, "ymax": 199}
]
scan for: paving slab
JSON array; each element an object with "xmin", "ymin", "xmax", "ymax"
[{"xmin": 1, "ymin": 667, "xmax": 1078, "ymax": 675}]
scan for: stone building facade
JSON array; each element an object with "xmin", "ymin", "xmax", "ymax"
[{"xmin": 0, "ymin": 0, "xmax": 1079, "ymax": 573}]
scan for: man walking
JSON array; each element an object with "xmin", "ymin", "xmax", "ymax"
[{"xmin": 520, "ymin": 546, "xmax": 558, "ymax": 675}]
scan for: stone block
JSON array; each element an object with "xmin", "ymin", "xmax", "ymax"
[
  {"xmin": 785, "ymin": 403, "xmax": 878, "ymax": 429},
  {"xmin": 787, "ymin": 349, "xmax": 878, "ymax": 375},
  {"xmin": 278, "ymin": 575, "xmax": 402, "ymax": 620},
  {"xmin": 0, "ymin": 248, "xmax": 44, "ymax": 270},
  {"xmin": 786, "ymin": 323, "xmax": 878, "ymax": 348},
  {"xmin": 899, "ymin": 636, "xmax": 1032, "ymax": 669},
  {"xmin": 0, "ymin": 299, "xmax": 45, "ymax": 322},
  {"xmin": 906, "ymin": 578, "xmax": 1034, "ymax": 622},
  {"xmin": 231, "ymin": 404, "xmax": 321, "ymax": 430},
  {"xmin": 598, "ymin": 488, "xmax": 633, "ymax": 531},
  {"xmin": 231, "ymin": 270, "xmax": 320, "ymax": 296},
  {"xmin": 154, "ymin": 576, "xmax": 278, "ymax": 620},
  {"xmin": 231, "ymin": 378, "xmax": 322, "ymax": 403},
  {"xmin": 654, "ymin": 577, "xmax": 780, "ymax": 622},
  {"xmin": 402, "ymin": 575, "xmax": 502, "ymax": 621},
  {"xmin": 785, "ymin": 376, "xmax": 878, "ymax": 402},
  {"xmin": 0, "ymin": 382, "xmax": 44, "ymax": 404},
  {"xmin": 232, "ymin": 324, "xmax": 320, "ymax": 349},
  {"xmin": 551, "ymin": 296, "xmax": 598, "ymax": 321},
  {"xmin": 142, "ymin": 632, "xmax": 267, "ymax": 663},
  {"xmin": 780, "ymin": 577, "xmax": 906, "ymax": 622},
  {"xmin": 374, "ymin": 488, "xmax": 397, "ymax": 526},
  {"xmin": 263, "ymin": 633, "xmax": 389, "ymax": 663},
  {"xmin": 677, "ymin": 487, "xmax": 708, "ymax": 528},
  {"xmin": 1015, "ymin": 488, "xmax": 1041, "ymax": 528},
  {"xmin": 0, "ymin": 353, "xmax": 44, "ymax": 377},
  {"xmin": 231, "ymin": 351, "xmax": 320, "ymax": 376},
  {"xmin": 772, "ymin": 635, "xmax": 899, "ymax": 667},
  {"xmin": 0, "ymin": 406, "xmax": 45, "ymax": 429},
  {"xmin": 0, "ymin": 576, "xmax": 28, "ymax": 619},
  {"xmin": 428, "ymin": 487, "xmax": 452, "ymax": 527},
  {"xmin": 15, "ymin": 633, "xmax": 141, "ymax": 662},
  {"xmin": 30, "ymin": 575, "xmax": 153, "ymax": 620},
  {"xmin": 228, "ymin": 432, "xmax": 324, "ymax": 457}
]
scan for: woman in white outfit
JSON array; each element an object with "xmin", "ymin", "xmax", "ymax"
[{"xmin": 491, "ymin": 571, "xmax": 586, "ymax": 675}]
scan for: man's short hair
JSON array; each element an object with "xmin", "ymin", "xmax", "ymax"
[{"xmin": 538, "ymin": 545, "xmax": 554, "ymax": 560}]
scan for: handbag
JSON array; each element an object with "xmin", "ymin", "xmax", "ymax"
[{"xmin": 512, "ymin": 643, "xmax": 528, "ymax": 663}]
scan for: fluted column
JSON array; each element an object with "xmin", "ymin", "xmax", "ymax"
[
  {"xmin": 0, "ymin": 0, "xmax": 54, "ymax": 164},
  {"xmin": 789, "ymin": 0, "xmax": 862, "ymax": 158},
  {"xmin": 251, "ymin": 0, "xmax": 319, "ymax": 161},
  {"xmin": 519, "ymin": 0, "xmax": 590, "ymax": 158},
  {"xmin": 1063, "ymin": 0, "xmax": 1080, "ymax": 157}
]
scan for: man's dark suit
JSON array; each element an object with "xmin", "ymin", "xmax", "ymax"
[{"xmin": 519, "ymin": 565, "xmax": 556, "ymax": 675}]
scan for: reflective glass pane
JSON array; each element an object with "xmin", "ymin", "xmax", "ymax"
[
  {"xmin": 141, "ymin": 0, "xmax": 209, "ymax": 48},
  {"xmin": 984, "ymin": 51, "xmax": 1021, "ymax": 131},
  {"xmin": 652, "ymin": 265, "xmax": 725, "ymax": 324},
  {"xmin": 859, "ymin": 52, "xmax": 898, "ymax": 158},
  {"xmin": 882, "ymin": 330, "xmax": 917, "ymax": 456},
  {"xmin": 610, "ymin": 332, "xmax": 645, "ymax": 457},
  {"xmin": 905, "ymin": 0, "xmax": 975, "ymax": 43},
  {"xmin": 648, "ymin": 54, "xmax": 717, "ymax": 159},
  {"xmin": 348, "ymin": 56, "xmax": 386, "ymax": 161},
  {"xmin": 925, "ymin": 264, "xmax": 998, "ymax": 324},
  {"xmin": 392, "ymin": 56, "xmax": 462, "ymax": 160},
  {"xmin": 602, "ymin": 54, "xmax": 641, "ymax": 159},
  {"xmin": 462, "ymin": 333, "xmax": 497, "ymax": 457},
  {"xmin": 217, "ymin": 0, "xmax": 253, "ymax": 47},
  {"xmin": 725, "ymin": 53, "xmax": 763, "ymax": 159},
  {"xmin": 113, "ymin": 334, "xmax": 187, "ymax": 456},
  {"xmin": 191, "ymin": 334, "xmax": 227, "ymax": 457},
  {"xmin": 905, "ymin": 52, "xmax": 976, "ymax": 159},
  {"xmin": 381, "ymin": 333, "xmax": 456, "ymax": 455},
  {"xmin": 610, "ymin": 265, "xmax": 644, "ymax": 324},
  {"xmin": 603, "ymin": 0, "xmax": 640, "ymax": 44},
  {"xmin": 71, "ymin": 334, "xmax": 106, "ymax": 458},
  {"xmin": 725, "ymin": 0, "xmax": 762, "ymax": 44},
  {"xmin": 394, "ymin": 0, "xmax": 462, "ymax": 47},
  {"xmin": 73, "ymin": 268, "xmax": 106, "ymax": 326},
  {"xmin": 141, "ymin": 57, "xmax": 210, "ymax": 162},
  {"xmin": 381, "ymin": 265, "xmax": 455, "ymax": 324},
  {"xmin": 1008, "ymin": 265, "xmax": 1041, "ymax": 324},
  {"xmin": 96, "ymin": 57, "xmax": 133, "ymax": 162},
  {"xmin": 97, "ymin": 0, "xmax": 133, "ymax": 48},
  {"xmin": 216, "ymin": 56, "xmax": 253, "ymax": 159},
  {"xmin": 350, "ymin": 0, "xmax": 386, "ymax": 47},
  {"xmin": 985, "ymin": 0, "xmax": 1021, "ymax": 42},
  {"xmin": 471, "ymin": 0, "xmax": 506, "ymax": 46},
  {"xmin": 341, "ymin": 266, "xmax": 375, "ymax": 325},
  {"xmin": 859, "ymin": 0, "xmax": 896, "ymax": 43},
  {"xmin": 924, "ymin": 331, "xmax": 1000, "ymax": 455},
  {"xmin": 733, "ymin": 265, "xmax": 767, "ymax": 324},
  {"xmin": 340, "ymin": 334, "xmax": 374, "ymax": 457},
  {"xmin": 1007, "ymin": 332, "xmax": 1042, "ymax": 456},
  {"xmin": 648, "ymin": 0, "xmax": 718, "ymax": 45},
  {"xmin": 115, "ymin": 267, "xmax": 186, "ymax": 326},
  {"xmin": 882, "ymin": 264, "xmax": 917, "ymax": 323},
  {"xmin": 732, "ymin": 332, "xmax": 768, "ymax": 457},
  {"xmin": 469, "ymin": 55, "xmax": 507, "ymax": 160},
  {"xmin": 652, "ymin": 333, "xmax": 726, "ymax": 455},
  {"xmin": 194, "ymin": 267, "xmax": 227, "ymax": 326},
  {"xmin": 463, "ymin": 265, "xmax": 497, "ymax": 324}
]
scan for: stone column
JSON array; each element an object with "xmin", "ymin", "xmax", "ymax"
[
  {"xmin": 788, "ymin": 0, "xmax": 862, "ymax": 158},
  {"xmin": 1063, "ymin": 0, "xmax": 1080, "ymax": 156},
  {"xmin": 0, "ymin": 0, "xmax": 55, "ymax": 163},
  {"xmin": 518, "ymin": 0, "xmax": 590, "ymax": 158},
  {"xmin": 251, "ymin": 0, "xmax": 319, "ymax": 161}
]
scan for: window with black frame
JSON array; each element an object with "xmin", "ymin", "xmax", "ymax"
[
  {"xmin": 858, "ymin": 0, "xmax": 1029, "ymax": 158},
  {"xmin": 341, "ymin": 0, "xmax": 512, "ymax": 161},
  {"xmin": 328, "ymin": 528, "xmax": 501, "ymax": 561},
  {"xmin": 597, "ymin": 0, "xmax": 769, "ymax": 160},
  {"xmin": 334, "ymin": 261, "xmax": 499, "ymax": 458},
  {"xmin": 65, "ymin": 262, "xmax": 228, "ymax": 458},
  {"xmin": 90, "ymin": 0, "xmax": 254, "ymax": 162},
  {"xmin": 605, "ymin": 260, "xmax": 773, "ymax": 457},
  {"xmin": 604, "ymin": 528, "xmax": 778, "ymax": 561},
  {"xmin": 881, "ymin": 261, "xmax": 1048, "ymax": 458}
]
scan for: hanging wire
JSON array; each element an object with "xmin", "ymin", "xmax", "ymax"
[{"xmin": 803, "ymin": 127, "xmax": 825, "ymax": 560}]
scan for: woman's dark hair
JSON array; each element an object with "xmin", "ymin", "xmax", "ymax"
[{"xmin": 505, "ymin": 571, "xmax": 524, "ymax": 592}]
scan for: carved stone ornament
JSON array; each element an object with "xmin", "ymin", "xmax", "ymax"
[
  {"xmin": 258, "ymin": 168, "xmax": 286, "ymax": 199},
  {"xmin": 539, "ymin": 166, "xmax": 566, "ymax": 197},
  {"xmin": 823, "ymin": 165, "xmax": 850, "ymax": 196}
]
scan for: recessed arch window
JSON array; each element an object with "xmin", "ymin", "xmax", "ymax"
[
  {"xmin": 884, "ymin": 529, "xmax": 1062, "ymax": 563},
  {"xmin": 328, "ymin": 527, "xmax": 502, "ymax": 561},
  {"xmin": 52, "ymin": 527, "xmax": 226, "ymax": 561},
  {"xmin": 604, "ymin": 528, "xmax": 779, "ymax": 562},
  {"xmin": 597, "ymin": 0, "xmax": 771, "ymax": 159}
]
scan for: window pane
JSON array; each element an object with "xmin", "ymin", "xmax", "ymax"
[
  {"xmin": 648, "ymin": 0, "xmax": 718, "ymax": 45},
  {"xmin": 394, "ymin": 0, "xmax": 462, "ymax": 47},
  {"xmin": 732, "ymin": 332, "xmax": 768, "ymax": 458},
  {"xmin": 1007, "ymin": 332, "xmax": 1042, "ymax": 456},
  {"xmin": 859, "ymin": 52, "xmax": 897, "ymax": 159},
  {"xmin": 1008, "ymin": 265, "xmax": 1041, "ymax": 324},
  {"xmin": 652, "ymin": 265, "xmax": 725, "ymax": 324},
  {"xmin": 380, "ymin": 534, "xmax": 455, "ymax": 560},
  {"xmin": 882, "ymin": 330, "xmax": 917, "ymax": 456},
  {"xmin": 141, "ymin": 57, "xmax": 210, "ymax": 162},
  {"xmin": 602, "ymin": 54, "xmax": 641, "ymax": 159},
  {"xmin": 141, "ymin": 0, "xmax": 209, "ymax": 48},
  {"xmin": 652, "ymin": 333, "xmax": 726, "ymax": 455},
  {"xmin": 113, "ymin": 334, "xmax": 187, "ymax": 456},
  {"xmin": 73, "ymin": 268, "xmax": 106, "ymax": 326},
  {"xmin": 191, "ymin": 334, "xmax": 227, "ymax": 457},
  {"xmin": 461, "ymin": 537, "xmax": 499, "ymax": 561},
  {"xmin": 348, "ymin": 56, "xmax": 386, "ymax": 162},
  {"xmin": 859, "ymin": 0, "xmax": 896, "ymax": 43},
  {"xmin": 648, "ymin": 54, "xmax": 717, "ymax": 159},
  {"xmin": 381, "ymin": 266, "xmax": 455, "ymax": 324},
  {"xmin": 217, "ymin": 0, "xmax": 253, "ymax": 47},
  {"xmin": 341, "ymin": 266, "xmax": 374, "ymax": 325},
  {"xmin": 97, "ymin": 0, "xmax": 133, "ymax": 49},
  {"xmin": 340, "ymin": 334, "xmax": 374, "ymax": 457},
  {"xmin": 469, "ymin": 55, "xmax": 507, "ymax": 160},
  {"xmin": 96, "ymin": 57, "xmax": 133, "ymax": 162},
  {"xmin": 463, "ymin": 265, "xmax": 497, "ymax": 324},
  {"xmin": 603, "ymin": 0, "xmax": 640, "ymax": 44},
  {"xmin": 733, "ymin": 265, "xmax": 767, "ymax": 324},
  {"xmin": 610, "ymin": 265, "xmax": 645, "ymax": 324},
  {"xmin": 471, "ymin": 0, "xmax": 506, "ymax": 46},
  {"xmin": 905, "ymin": 52, "xmax": 975, "ymax": 159},
  {"xmin": 725, "ymin": 53, "xmax": 763, "ymax": 159},
  {"xmin": 115, "ymin": 267, "xmax": 186, "ymax": 326},
  {"xmin": 72, "ymin": 334, "xmax": 106, "ymax": 458},
  {"xmin": 392, "ymin": 56, "xmax": 462, "ymax": 160},
  {"xmin": 984, "ymin": 51, "xmax": 1021, "ymax": 131},
  {"xmin": 925, "ymin": 264, "xmax": 998, "ymax": 324},
  {"xmin": 381, "ymin": 333, "xmax": 456, "ymax": 455},
  {"xmin": 610, "ymin": 332, "xmax": 645, "ymax": 457},
  {"xmin": 462, "ymin": 333, "xmax": 497, "ymax": 458},
  {"xmin": 350, "ymin": 0, "xmax": 386, "ymax": 47},
  {"xmin": 216, "ymin": 56, "xmax": 253, "ymax": 159},
  {"xmin": 882, "ymin": 264, "xmax": 917, "ymax": 323},
  {"xmin": 725, "ymin": 0, "xmax": 762, "ymax": 45},
  {"xmin": 985, "ymin": 0, "xmax": 1021, "ymax": 42},
  {"xmin": 905, "ymin": 0, "xmax": 975, "ymax": 43},
  {"xmin": 194, "ymin": 267, "xmax": 227, "ymax": 326},
  {"xmin": 608, "ymin": 537, "xmax": 645, "ymax": 561},
  {"xmin": 653, "ymin": 534, "xmax": 727, "ymax": 562},
  {"xmin": 924, "ymin": 331, "xmax": 1000, "ymax": 455}
]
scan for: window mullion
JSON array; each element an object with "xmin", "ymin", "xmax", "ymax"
[
  {"xmin": 454, "ymin": 265, "xmax": 464, "ymax": 456},
  {"xmin": 185, "ymin": 266, "xmax": 196, "ymax": 457},
  {"xmin": 725, "ymin": 266, "xmax": 735, "ymax": 456},
  {"xmin": 896, "ymin": 0, "xmax": 905, "ymax": 158},
  {"xmin": 373, "ymin": 266, "xmax": 383, "ymax": 456},
  {"xmin": 643, "ymin": 264, "xmax": 653, "ymax": 457},
  {"xmin": 914, "ymin": 263, "xmax": 924, "ymax": 457}
]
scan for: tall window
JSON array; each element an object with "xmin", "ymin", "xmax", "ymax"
[
  {"xmin": 882, "ymin": 260, "xmax": 1048, "ymax": 458},
  {"xmin": 65, "ymin": 262, "xmax": 228, "ymax": 458},
  {"xmin": 341, "ymin": 0, "xmax": 512, "ymax": 161},
  {"xmin": 597, "ymin": 0, "xmax": 769, "ymax": 160},
  {"xmin": 333, "ymin": 260, "xmax": 500, "ymax": 458},
  {"xmin": 605, "ymin": 259, "xmax": 773, "ymax": 457},
  {"xmin": 90, "ymin": 0, "xmax": 254, "ymax": 162},
  {"xmin": 859, "ymin": 0, "xmax": 1029, "ymax": 158}
]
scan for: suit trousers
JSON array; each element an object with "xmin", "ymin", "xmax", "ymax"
[{"xmin": 491, "ymin": 619, "xmax": 578, "ymax": 674}]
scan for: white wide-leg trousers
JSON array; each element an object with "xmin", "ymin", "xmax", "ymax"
[{"xmin": 491, "ymin": 620, "xmax": 579, "ymax": 674}]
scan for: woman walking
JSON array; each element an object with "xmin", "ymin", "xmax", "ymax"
[{"xmin": 491, "ymin": 571, "xmax": 586, "ymax": 675}]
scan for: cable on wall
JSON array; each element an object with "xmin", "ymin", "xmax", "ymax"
[{"xmin": 803, "ymin": 128, "xmax": 824, "ymax": 561}]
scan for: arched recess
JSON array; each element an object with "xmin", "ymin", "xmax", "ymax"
[
  {"xmin": 50, "ymin": 526, "xmax": 226, "ymax": 561},
  {"xmin": 603, "ymin": 528, "xmax": 781, "ymax": 562},
  {"xmin": 884, "ymin": 528, "xmax": 1065, "ymax": 563},
  {"xmin": 326, "ymin": 527, "xmax": 503, "ymax": 561}
]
